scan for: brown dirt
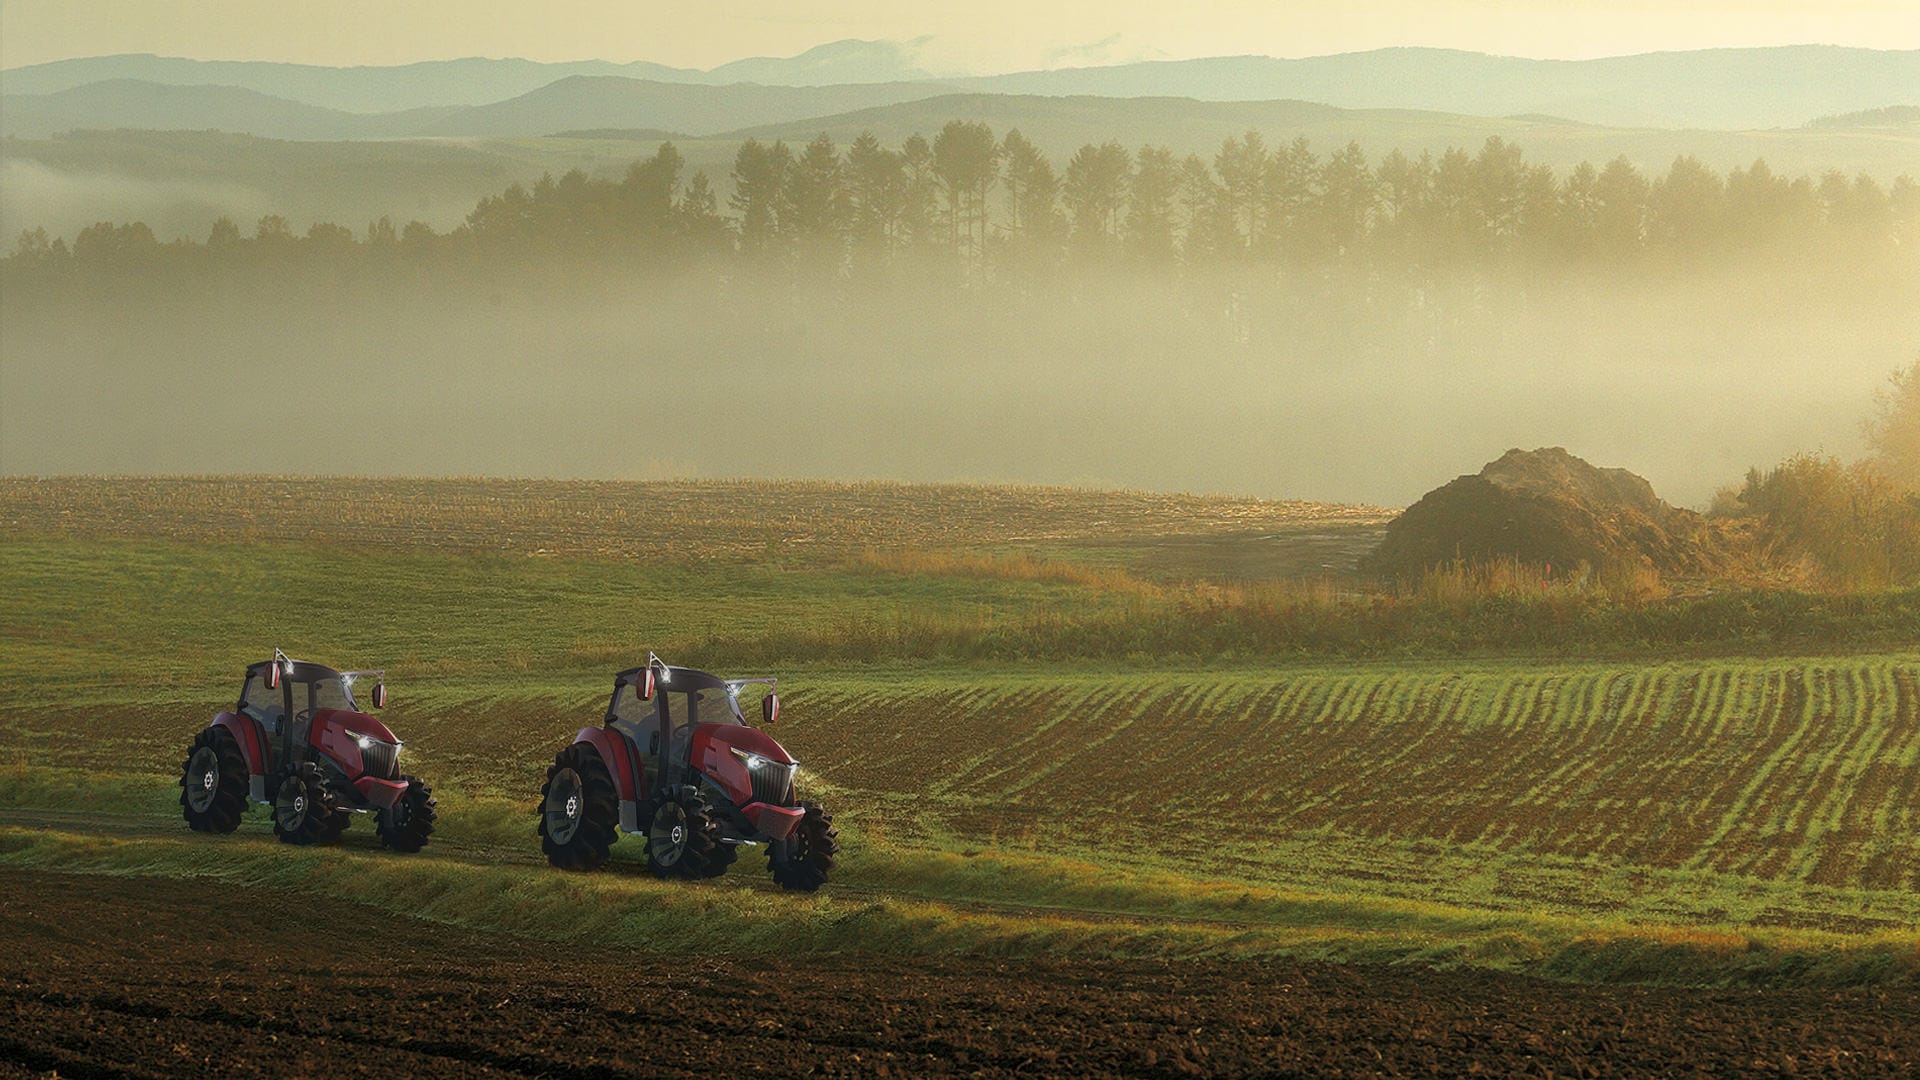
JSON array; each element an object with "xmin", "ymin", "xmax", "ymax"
[
  {"xmin": 1364, "ymin": 446, "xmax": 1729, "ymax": 580},
  {"xmin": 2, "ymin": 872, "xmax": 1915, "ymax": 1078}
]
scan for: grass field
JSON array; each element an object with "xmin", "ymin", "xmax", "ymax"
[{"xmin": 2, "ymin": 477, "xmax": 1917, "ymax": 991}]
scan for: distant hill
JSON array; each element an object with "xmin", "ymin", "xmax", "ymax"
[
  {"xmin": 0, "ymin": 75, "xmax": 963, "ymax": 140},
  {"xmin": 5, "ymin": 44, "xmax": 1914, "ymax": 130},
  {"xmin": 703, "ymin": 39, "xmax": 949, "ymax": 86},
  {"xmin": 407, "ymin": 76, "xmax": 961, "ymax": 139},
  {"xmin": 1804, "ymin": 105, "xmax": 1920, "ymax": 130},
  {"xmin": 944, "ymin": 46, "xmax": 1920, "ymax": 130},
  {"xmin": 0, "ymin": 79, "xmax": 459, "ymax": 140},
  {"xmin": 0, "ymin": 39, "xmax": 946, "ymax": 111},
  {"xmin": 13, "ymin": 72, "xmax": 1920, "ymax": 181}
]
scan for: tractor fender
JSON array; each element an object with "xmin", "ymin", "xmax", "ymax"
[
  {"xmin": 211, "ymin": 711, "xmax": 271, "ymax": 803},
  {"xmin": 575, "ymin": 726, "xmax": 645, "ymax": 834}
]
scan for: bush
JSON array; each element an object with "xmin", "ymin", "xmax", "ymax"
[
  {"xmin": 1731, "ymin": 453, "xmax": 1920, "ymax": 588},
  {"xmin": 1868, "ymin": 360, "xmax": 1920, "ymax": 491}
]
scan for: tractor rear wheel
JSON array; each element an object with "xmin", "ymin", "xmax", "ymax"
[
  {"xmin": 539, "ymin": 744, "xmax": 618, "ymax": 870},
  {"xmin": 273, "ymin": 765, "xmax": 342, "ymax": 846},
  {"xmin": 179, "ymin": 727, "xmax": 248, "ymax": 834},
  {"xmin": 769, "ymin": 801, "xmax": 838, "ymax": 892},
  {"xmin": 377, "ymin": 775, "xmax": 437, "ymax": 853},
  {"xmin": 645, "ymin": 785, "xmax": 722, "ymax": 880}
]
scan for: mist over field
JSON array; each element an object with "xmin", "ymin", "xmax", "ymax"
[
  {"xmin": 2, "ymin": 46, "xmax": 1916, "ymax": 508},
  {"xmin": 2, "ymin": 256, "xmax": 1911, "ymax": 506}
]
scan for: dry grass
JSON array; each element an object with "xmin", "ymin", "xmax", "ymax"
[{"xmin": 0, "ymin": 475, "xmax": 1392, "ymax": 565}]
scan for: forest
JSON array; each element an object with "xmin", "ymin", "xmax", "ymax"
[{"xmin": 8, "ymin": 123, "xmax": 1918, "ymax": 282}]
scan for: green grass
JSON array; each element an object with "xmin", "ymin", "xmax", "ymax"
[
  {"xmin": 2, "ymin": 791, "xmax": 1913, "ymax": 989},
  {"xmin": 3, "ymin": 521, "xmax": 1919, "ymax": 988},
  {"xmin": 3, "ymin": 536, "xmax": 1917, "ymax": 704}
]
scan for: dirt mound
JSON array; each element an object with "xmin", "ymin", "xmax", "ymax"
[{"xmin": 1365, "ymin": 447, "xmax": 1720, "ymax": 579}]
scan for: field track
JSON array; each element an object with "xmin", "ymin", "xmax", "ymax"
[{"xmin": 4, "ymin": 870, "xmax": 1915, "ymax": 1078}]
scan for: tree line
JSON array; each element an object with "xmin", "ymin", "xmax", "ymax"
[{"xmin": 10, "ymin": 121, "xmax": 1918, "ymax": 281}]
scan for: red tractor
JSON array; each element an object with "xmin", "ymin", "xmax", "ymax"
[
  {"xmin": 178, "ymin": 650, "xmax": 436, "ymax": 851},
  {"xmin": 537, "ymin": 655, "xmax": 838, "ymax": 890}
]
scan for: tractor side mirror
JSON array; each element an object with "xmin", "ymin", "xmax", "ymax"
[
  {"xmin": 266, "ymin": 663, "xmax": 281, "ymax": 690},
  {"xmin": 762, "ymin": 693, "xmax": 780, "ymax": 725},
  {"xmin": 637, "ymin": 668, "xmax": 656, "ymax": 701},
  {"xmin": 370, "ymin": 683, "xmax": 388, "ymax": 709}
]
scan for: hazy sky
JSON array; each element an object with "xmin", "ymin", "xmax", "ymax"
[{"xmin": 4, "ymin": 1, "xmax": 1915, "ymax": 71}]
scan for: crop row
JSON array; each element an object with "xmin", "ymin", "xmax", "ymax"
[{"xmin": 7, "ymin": 656, "xmax": 1915, "ymax": 933}]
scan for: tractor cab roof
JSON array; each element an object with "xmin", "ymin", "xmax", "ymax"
[
  {"xmin": 614, "ymin": 663, "xmax": 728, "ymax": 693},
  {"xmin": 247, "ymin": 657, "xmax": 345, "ymax": 684}
]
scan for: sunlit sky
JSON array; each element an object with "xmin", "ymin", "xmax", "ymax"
[{"xmin": 3, "ymin": 1, "xmax": 1915, "ymax": 71}]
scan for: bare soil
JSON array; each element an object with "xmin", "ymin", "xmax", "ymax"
[{"xmin": 1, "ymin": 871, "xmax": 1914, "ymax": 1077}]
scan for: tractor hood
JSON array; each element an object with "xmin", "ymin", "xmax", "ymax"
[
  {"xmin": 696, "ymin": 723, "xmax": 793, "ymax": 766},
  {"xmin": 690, "ymin": 723, "xmax": 798, "ymax": 814},
  {"xmin": 315, "ymin": 709, "xmax": 399, "ymax": 745}
]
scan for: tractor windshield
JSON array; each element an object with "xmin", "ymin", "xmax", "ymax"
[
  {"xmin": 689, "ymin": 685, "xmax": 746, "ymax": 726},
  {"xmin": 279, "ymin": 674, "xmax": 359, "ymax": 714}
]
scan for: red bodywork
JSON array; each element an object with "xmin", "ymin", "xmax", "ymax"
[
  {"xmin": 577, "ymin": 725, "xmax": 645, "ymax": 803},
  {"xmin": 691, "ymin": 725, "xmax": 803, "ymax": 841},
  {"xmin": 212, "ymin": 710, "xmax": 270, "ymax": 781},
  {"xmin": 207, "ymin": 708, "xmax": 407, "ymax": 809},
  {"xmin": 310, "ymin": 709, "xmax": 406, "ymax": 809}
]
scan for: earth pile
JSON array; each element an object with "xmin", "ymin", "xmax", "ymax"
[{"xmin": 1365, "ymin": 447, "xmax": 1723, "ymax": 579}]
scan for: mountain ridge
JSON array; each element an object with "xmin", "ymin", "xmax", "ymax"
[{"xmin": 5, "ymin": 44, "xmax": 1915, "ymax": 130}]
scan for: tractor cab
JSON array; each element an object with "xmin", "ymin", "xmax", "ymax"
[
  {"xmin": 240, "ymin": 652, "xmax": 390, "ymax": 766},
  {"xmin": 604, "ymin": 659, "xmax": 775, "ymax": 794}
]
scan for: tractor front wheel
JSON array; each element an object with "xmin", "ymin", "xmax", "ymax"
[
  {"xmin": 273, "ymin": 765, "xmax": 344, "ymax": 846},
  {"xmin": 377, "ymin": 775, "xmax": 437, "ymax": 853},
  {"xmin": 539, "ymin": 744, "xmax": 618, "ymax": 870},
  {"xmin": 179, "ymin": 727, "xmax": 248, "ymax": 834},
  {"xmin": 769, "ymin": 801, "xmax": 838, "ymax": 892},
  {"xmin": 645, "ymin": 786, "xmax": 722, "ymax": 880}
]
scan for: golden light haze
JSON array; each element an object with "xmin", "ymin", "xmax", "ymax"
[{"xmin": 3, "ymin": 0, "xmax": 1915, "ymax": 71}]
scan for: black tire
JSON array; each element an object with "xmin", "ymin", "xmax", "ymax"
[
  {"xmin": 273, "ymin": 764, "xmax": 341, "ymax": 846},
  {"xmin": 769, "ymin": 801, "xmax": 838, "ymax": 892},
  {"xmin": 539, "ymin": 743, "xmax": 619, "ymax": 871},
  {"xmin": 645, "ymin": 785, "xmax": 722, "ymax": 880},
  {"xmin": 179, "ymin": 727, "xmax": 248, "ymax": 834},
  {"xmin": 377, "ymin": 775, "xmax": 437, "ymax": 853},
  {"xmin": 700, "ymin": 839, "xmax": 740, "ymax": 878}
]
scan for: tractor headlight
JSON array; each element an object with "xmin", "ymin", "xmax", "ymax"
[{"xmin": 731, "ymin": 747, "xmax": 789, "ymax": 771}]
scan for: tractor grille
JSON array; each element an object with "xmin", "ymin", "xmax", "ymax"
[
  {"xmin": 360, "ymin": 740, "xmax": 400, "ymax": 781},
  {"xmin": 750, "ymin": 763, "xmax": 795, "ymax": 807}
]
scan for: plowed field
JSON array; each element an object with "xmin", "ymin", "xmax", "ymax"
[{"xmin": 4, "ymin": 871, "xmax": 1914, "ymax": 1078}]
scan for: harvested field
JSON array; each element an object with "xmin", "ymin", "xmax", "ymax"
[
  {"xmin": 4, "ymin": 870, "xmax": 1915, "ymax": 1078},
  {"xmin": 0, "ymin": 476, "xmax": 1391, "ymax": 576}
]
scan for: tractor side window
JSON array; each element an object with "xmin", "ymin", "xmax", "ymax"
[
  {"xmin": 611, "ymin": 684, "xmax": 658, "ymax": 728},
  {"xmin": 240, "ymin": 673, "xmax": 285, "ymax": 730}
]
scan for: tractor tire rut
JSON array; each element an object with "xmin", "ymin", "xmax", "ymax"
[
  {"xmin": 2, "ymin": 870, "xmax": 1917, "ymax": 1077},
  {"xmin": 0, "ymin": 808, "xmax": 1283, "ymax": 933}
]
